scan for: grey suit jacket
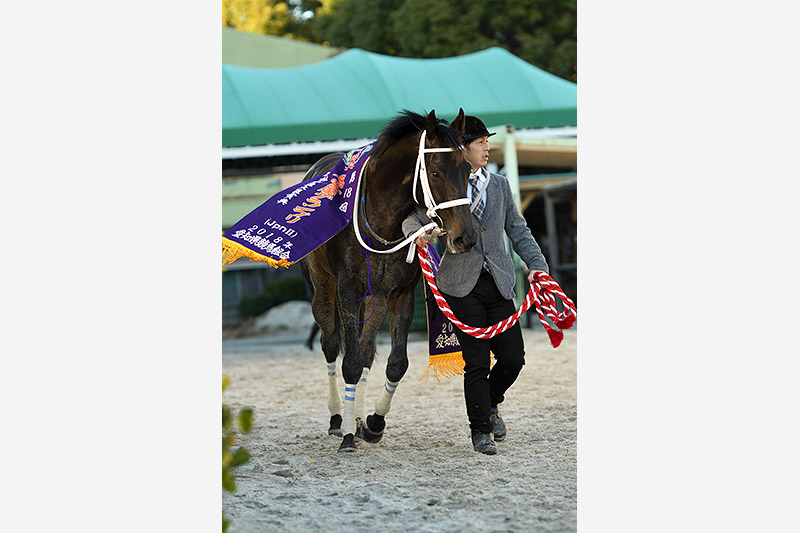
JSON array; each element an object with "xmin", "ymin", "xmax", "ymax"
[{"xmin": 402, "ymin": 170, "xmax": 549, "ymax": 299}]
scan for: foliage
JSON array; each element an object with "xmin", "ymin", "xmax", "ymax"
[
  {"xmin": 390, "ymin": 0, "xmax": 474, "ymax": 59},
  {"xmin": 283, "ymin": 0, "xmax": 325, "ymax": 41},
  {"xmin": 389, "ymin": 0, "xmax": 577, "ymax": 82},
  {"xmin": 222, "ymin": 375, "xmax": 254, "ymax": 533},
  {"xmin": 238, "ymin": 275, "xmax": 310, "ymax": 319},
  {"xmin": 313, "ymin": 0, "xmax": 403, "ymax": 54},
  {"xmin": 222, "ymin": 0, "xmax": 292, "ymax": 34},
  {"xmin": 224, "ymin": 0, "xmax": 576, "ymax": 81}
]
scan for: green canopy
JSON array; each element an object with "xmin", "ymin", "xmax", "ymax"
[
  {"xmin": 222, "ymin": 47, "xmax": 577, "ymax": 147},
  {"xmin": 222, "ymin": 27, "xmax": 340, "ymax": 69}
]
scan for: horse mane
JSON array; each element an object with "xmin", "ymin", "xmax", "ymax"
[{"xmin": 371, "ymin": 110, "xmax": 462, "ymax": 159}]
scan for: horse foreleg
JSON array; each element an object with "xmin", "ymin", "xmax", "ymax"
[
  {"xmin": 353, "ymin": 295, "xmax": 387, "ymax": 441},
  {"xmin": 363, "ymin": 288, "xmax": 415, "ymax": 443}
]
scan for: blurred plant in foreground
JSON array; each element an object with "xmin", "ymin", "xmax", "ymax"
[{"xmin": 222, "ymin": 375, "xmax": 254, "ymax": 532}]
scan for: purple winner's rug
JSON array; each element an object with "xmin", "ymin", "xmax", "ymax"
[{"xmin": 222, "ymin": 143, "xmax": 374, "ymax": 268}]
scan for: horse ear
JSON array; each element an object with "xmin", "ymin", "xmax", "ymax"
[
  {"xmin": 425, "ymin": 109, "xmax": 438, "ymax": 140},
  {"xmin": 450, "ymin": 108, "xmax": 466, "ymax": 138}
]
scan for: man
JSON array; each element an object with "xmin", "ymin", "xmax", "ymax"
[{"xmin": 402, "ymin": 115, "xmax": 549, "ymax": 454}]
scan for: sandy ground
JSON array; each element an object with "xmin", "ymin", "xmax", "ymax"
[{"xmin": 222, "ymin": 326, "xmax": 577, "ymax": 532}]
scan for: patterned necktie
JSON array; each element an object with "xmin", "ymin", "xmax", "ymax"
[{"xmin": 470, "ymin": 174, "xmax": 485, "ymax": 220}]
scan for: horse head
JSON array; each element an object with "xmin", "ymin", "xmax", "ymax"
[{"xmin": 421, "ymin": 108, "xmax": 477, "ymax": 254}]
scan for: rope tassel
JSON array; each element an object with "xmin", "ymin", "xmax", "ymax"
[{"xmin": 417, "ymin": 246, "xmax": 576, "ymax": 348}]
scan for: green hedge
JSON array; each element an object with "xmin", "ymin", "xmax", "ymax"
[{"xmin": 239, "ymin": 275, "xmax": 309, "ymax": 319}]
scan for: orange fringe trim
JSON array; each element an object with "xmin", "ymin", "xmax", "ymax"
[
  {"xmin": 419, "ymin": 352, "xmax": 496, "ymax": 383},
  {"xmin": 419, "ymin": 352, "xmax": 465, "ymax": 382},
  {"xmin": 222, "ymin": 237, "xmax": 293, "ymax": 269}
]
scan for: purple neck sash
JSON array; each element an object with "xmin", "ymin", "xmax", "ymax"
[{"xmin": 222, "ymin": 143, "xmax": 374, "ymax": 268}]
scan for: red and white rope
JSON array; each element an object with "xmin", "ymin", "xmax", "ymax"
[{"xmin": 417, "ymin": 246, "xmax": 577, "ymax": 348}]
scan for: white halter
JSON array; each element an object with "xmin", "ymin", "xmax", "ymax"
[
  {"xmin": 351, "ymin": 130, "xmax": 470, "ymax": 261},
  {"xmin": 411, "ymin": 130, "xmax": 471, "ymax": 220}
]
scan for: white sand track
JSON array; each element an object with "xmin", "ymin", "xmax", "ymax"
[{"xmin": 222, "ymin": 327, "xmax": 577, "ymax": 532}]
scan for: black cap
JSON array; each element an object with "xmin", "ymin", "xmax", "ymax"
[{"xmin": 462, "ymin": 115, "xmax": 496, "ymax": 144}]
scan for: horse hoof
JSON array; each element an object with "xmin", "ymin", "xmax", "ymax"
[
  {"xmin": 328, "ymin": 414, "xmax": 343, "ymax": 437},
  {"xmin": 362, "ymin": 414, "xmax": 385, "ymax": 443},
  {"xmin": 338, "ymin": 433, "xmax": 357, "ymax": 452}
]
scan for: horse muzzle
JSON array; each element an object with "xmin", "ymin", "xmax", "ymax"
[{"xmin": 443, "ymin": 226, "xmax": 477, "ymax": 254}]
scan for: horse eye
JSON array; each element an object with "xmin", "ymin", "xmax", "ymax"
[{"xmin": 431, "ymin": 171, "xmax": 441, "ymax": 178}]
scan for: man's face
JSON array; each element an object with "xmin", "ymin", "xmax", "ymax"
[{"xmin": 464, "ymin": 136, "xmax": 490, "ymax": 170}]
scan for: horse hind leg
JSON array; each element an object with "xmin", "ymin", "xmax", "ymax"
[
  {"xmin": 325, "ymin": 362, "xmax": 343, "ymax": 437},
  {"xmin": 305, "ymin": 263, "xmax": 344, "ymax": 436},
  {"xmin": 322, "ymin": 311, "xmax": 345, "ymax": 436},
  {"xmin": 336, "ymin": 285, "xmax": 378, "ymax": 452},
  {"xmin": 363, "ymin": 288, "xmax": 415, "ymax": 443}
]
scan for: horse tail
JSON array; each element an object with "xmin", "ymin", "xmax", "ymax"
[{"xmin": 302, "ymin": 152, "xmax": 345, "ymax": 182}]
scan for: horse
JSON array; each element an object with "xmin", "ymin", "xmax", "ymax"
[{"xmin": 299, "ymin": 109, "xmax": 477, "ymax": 452}]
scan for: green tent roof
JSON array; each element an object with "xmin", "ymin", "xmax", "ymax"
[
  {"xmin": 222, "ymin": 47, "xmax": 577, "ymax": 147},
  {"xmin": 222, "ymin": 27, "xmax": 340, "ymax": 68}
]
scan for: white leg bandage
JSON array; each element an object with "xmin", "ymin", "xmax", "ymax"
[
  {"xmin": 374, "ymin": 380, "xmax": 399, "ymax": 416},
  {"xmin": 342, "ymin": 383, "xmax": 357, "ymax": 436},
  {"xmin": 326, "ymin": 362, "xmax": 341, "ymax": 416},
  {"xmin": 355, "ymin": 368, "xmax": 370, "ymax": 423}
]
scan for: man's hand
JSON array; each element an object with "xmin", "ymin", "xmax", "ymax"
[
  {"xmin": 528, "ymin": 270, "xmax": 546, "ymax": 283},
  {"xmin": 415, "ymin": 231, "xmax": 434, "ymax": 247}
]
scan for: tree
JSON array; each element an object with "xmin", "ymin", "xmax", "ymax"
[
  {"xmin": 316, "ymin": 0, "xmax": 577, "ymax": 81},
  {"xmin": 389, "ymin": 0, "xmax": 466, "ymax": 58},
  {"xmin": 222, "ymin": 0, "xmax": 577, "ymax": 81},
  {"xmin": 222, "ymin": 0, "xmax": 292, "ymax": 35},
  {"xmin": 313, "ymin": 0, "xmax": 402, "ymax": 53},
  {"xmin": 283, "ymin": 0, "xmax": 325, "ymax": 41}
]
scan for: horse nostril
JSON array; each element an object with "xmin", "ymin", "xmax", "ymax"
[{"xmin": 452, "ymin": 234, "xmax": 475, "ymax": 252}]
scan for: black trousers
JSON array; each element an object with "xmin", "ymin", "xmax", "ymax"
[{"xmin": 442, "ymin": 269, "xmax": 526, "ymax": 434}]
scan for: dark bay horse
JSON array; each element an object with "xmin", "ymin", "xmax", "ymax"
[{"xmin": 300, "ymin": 109, "xmax": 476, "ymax": 452}]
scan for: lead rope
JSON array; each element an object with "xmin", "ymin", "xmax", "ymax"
[
  {"xmin": 417, "ymin": 245, "xmax": 577, "ymax": 347},
  {"xmin": 348, "ymin": 237, "xmax": 376, "ymax": 326}
]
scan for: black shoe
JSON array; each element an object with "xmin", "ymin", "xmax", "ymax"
[
  {"xmin": 490, "ymin": 407, "xmax": 506, "ymax": 441},
  {"xmin": 471, "ymin": 430, "xmax": 497, "ymax": 455}
]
